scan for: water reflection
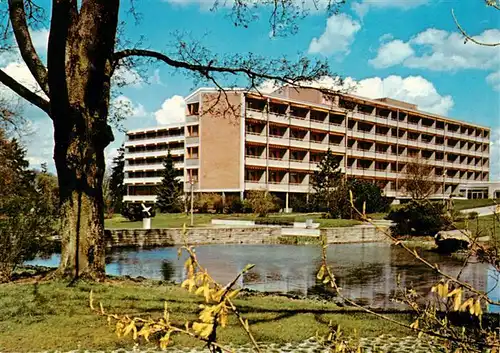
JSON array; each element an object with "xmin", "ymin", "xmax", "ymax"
[{"xmin": 26, "ymin": 243, "xmax": 499, "ymax": 312}]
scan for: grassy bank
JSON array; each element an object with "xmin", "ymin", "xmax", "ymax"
[
  {"xmin": 0, "ymin": 278, "xmax": 412, "ymax": 352},
  {"xmin": 455, "ymin": 214, "xmax": 500, "ymax": 242},
  {"xmin": 105, "ymin": 212, "xmax": 363, "ymax": 229},
  {"xmin": 453, "ymin": 198, "xmax": 499, "ymax": 211}
]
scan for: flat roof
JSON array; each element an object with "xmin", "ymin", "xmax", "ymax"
[
  {"xmin": 189, "ymin": 87, "xmax": 490, "ymax": 131},
  {"xmin": 127, "ymin": 122, "xmax": 185, "ymax": 135}
]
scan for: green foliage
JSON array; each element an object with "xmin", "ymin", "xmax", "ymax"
[
  {"xmin": 348, "ymin": 179, "xmax": 389, "ymax": 214},
  {"xmin": 0, "ymin": 131, "xmax": 55, "ymax": 282},
  {"xmin": 254, "ymin": 217, "xmax": 295, "ymax": 226},
  {"xmin": 156, "ymin": 151, "xmax": 183, "ymax": 213},
  {"xmin": 289, "ymin": 194, "xmax": 314, "ymax": 213},
  {"xmin": 34, "ymin": 168, "xmax": 59, "ymax": 217},
  {"xmin": 244, "ymin": 190, "xmax": 278, "ymax": 217},
  {"xmin": 194, "ymin": 193, "xmax": 224, "ymax": 213},
  {"xmin": 223, "ymin": 195, "xmax": 245, "ymax": 214},
  {"xmin": 310, "ymin": 149, "xmax": 343, "ymax": 213},
  {"xmin": 108, "ymin": 146, "xmax": 125, "ymax": 214},
  {"xmin": 387, "ymin": 201, "xmax": 448, "ymax": 237}
]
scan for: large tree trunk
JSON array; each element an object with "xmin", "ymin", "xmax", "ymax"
[
  {"xmin": 53, "ymin": 111, "xmax": 109, "ymax": 280},
  {"xmin": 46, "ymin": 0, "xmax": 120, "ymax": 280}
]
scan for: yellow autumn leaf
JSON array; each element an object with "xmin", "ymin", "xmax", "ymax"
[
  {"xmin": 460, "ymin": 298, "xmax": 474, "ymax": 312},
  {"xmin": 192, "ymin": 322, "xmax": 214, "ymax": 339},
  {"xmin": 473, "ymin": 299, "xmax": 483, "ymax": 317},
  {"xmin": 317, "ymin": 265, "xmax": 325, "ymax": 280},
  {"xmin": 410, "ymin": 319, "xmax": 419, "ymax": 330},
  {"xmin": 203, "ymin": 285, "xmax": 211, "ymax": 302},
  {"xmin": 159, "ymin": 331, "xmax": 171, "ymax": 350},
  {"xmin": 195, "ymin": 285, "xmax": 205, "ymax": 296},
  {"xmin": 123, "ymin": 321, "xmax": 136, "ymax": 338},
  {"xmin": 227, "ymin": 289, "xmax": 241, "ymax": 300},
  {"xmin": 453, "ymin": 290, "xmax": 462, "ymax": 311}
]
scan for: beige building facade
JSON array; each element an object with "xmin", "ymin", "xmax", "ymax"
[{"xmin": 123, "ymin": 87, "xmax": 491, "ymax": 206}]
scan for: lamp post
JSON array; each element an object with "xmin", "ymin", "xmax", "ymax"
[{"xmin": 190, "ymin": 177, "xmax": 194, "ymax": 227}]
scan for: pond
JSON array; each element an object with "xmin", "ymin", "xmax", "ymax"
[{"xmin": 28, "ymin": 243, "xmax": 500, "ymax": 312}]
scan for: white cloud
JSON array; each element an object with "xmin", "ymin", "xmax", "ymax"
[
  {"xmin": 487, "ymin": 70, "xmax": 500, "ymax": 91},
  {"xmin": 370, "ymin": 28, "xmax": 500, "ymax": 71},
  {"xmin": 260, "ymin": 74, "xmax": 454, "ymax": 116},
  {"xmin": 111, "ymin": 95, "xmax": 149, "ymax": 119},
  {"xmin": 370, "ymin": 28, "xmax": 500, "ymax": 89},
  {"xmin": 154, "ymin": 95, "xmax": 186, "ymax": 125},
  {"xmin": 369, "ymin": 39, "xmax": 414, "ymax": 69},
  {"xmin": 22, "ymin": 118, "xmax": 55, "ymax": 171},
  {"xmin": 352, "ymin": 0, "xmax": 429, "ymax": 19},
  {"xmin": 113, "ymin": 66, "xmax": 144, "ymax": 88},
  {"xmin": 353, "ymin": 75, "xmax": 454, "ymax": 116},
  {"xmin": 308, "ymin": 14, "xmax": 361, "ymax": 56},
  {"xmin": 30, "ymin": 28, "xmax": 49, "ymax": 53}
]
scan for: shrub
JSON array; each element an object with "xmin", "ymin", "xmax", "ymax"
[
  {"xmin": 224, "ymin": 196, "xmax": 244, "ymax": 214},
  {"xmin": 289, "ymin": 194, "xmax": 314, "ymax": 213},
  {"xmin": 0, "ymin": 196, "xmax": 54, "ymax": 283},
  {"xmin": 387, "ymin": 201, "xmax": 447, "ymax": 237},
  {"xmin": 348, "ymin": 179, "xmax": 390, "ymax": 214},
  {"xmin": 468, "ymin": 211, "xmax": 479, "ymax": 220},
  {"xmin": 244, "ymin": 191, "xmax": 278, "ymax": 217},
  {"xmin": 254, "ymin": 218, "xmax": 295, "ymax": 226},
  {"xmin": 195, "ymin": 193, "xmax": 223, "ymax": 213}
]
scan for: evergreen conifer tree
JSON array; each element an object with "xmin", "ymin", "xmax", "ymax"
[
  {"xmin": 310, "ymin": 149, "xmax": 345, "ymax": 215},
  {"xmin": 109, "ymin": 146, "xmax": 125, "ymax": 213},
  {"xmin": 156, "ymin": 151, "xmax": 182, "ymax": 213}
]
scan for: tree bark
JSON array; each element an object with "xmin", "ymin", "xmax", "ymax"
[
  {"xmin": 53, "ymin": 110, "xmax": 109, "ymax": 280},
  {"xmin": 46, "ymin": 0, "xmax": 119, "ymax": 280}
]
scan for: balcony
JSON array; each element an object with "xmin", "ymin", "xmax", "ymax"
[
  {"xmin": 246, "ymin": 108, "xmax": 266, "ymax": 121},
  {"xmin": 125, "ymin": 148, "xmax": 184, "ymax": 160},
  {"xmin": 245, "ymin": 132, "xmax": 267, "ymax": 144},
  {"xmin": 268, "ymin": 135, "xmax": 289, "ymax": 147},
  {"xmin": 185, "ymin": 158, "xmax": 199, "ymax": 168},
  {"xmin": 268, "ymin": 158, "xmax": 289, "ymax": 169},
  {"xmin": 245, "ymin": 181, "xmax": 267, "ymax": 190},
  {"xmin": 185, "ymin": 136, "xmax": 199, "ymax": 146},
  {"xmin": 125, "ymin": 135, "xmax": 184, "ymax": 147},
  {"xmin": 289, "ymin": 159, "xmax": 310, "ymax": 170},
  {"xmin": 289, "ymin": 116, "xmax": 309, "ymax": 129},
  {"xmin": 124, "ymin": 177, "xmax": 163, "ymax": 185},
  {"xmin": 309, "ymin": 141, "xmax": 329, "ymax": 152},
  {"xmin": 245, "ymin": 155, "xmax": 267, "ymax": 167},
  {"xmin": 186, "ymin": 115, "xmax": 199, "ymax": 124},
  {"xmin": 289, "ymin": 137, "xmax": 310, "ymax": 149},
  {"xmin": 123, "ymin": 195, "xmax": 157, "ymax": 203},
  {"xmin": 124, "ymin": 162, "xmax": 184, "ymax": 172}
]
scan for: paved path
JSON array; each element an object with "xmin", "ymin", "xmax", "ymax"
[
  {"xmin": 41, "ymin": 336, "xmax": 442, "ymax": 353},
  {"xmin": 460, "ymin": 205, "xmax": 498, "ymax": 217}
]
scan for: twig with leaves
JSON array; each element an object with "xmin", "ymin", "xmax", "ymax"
[{"xmin": 90, "ymin": 225, "xmax": 260, "ymax": 352}]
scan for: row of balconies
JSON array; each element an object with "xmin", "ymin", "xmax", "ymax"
[
  {"xmin": 124, "ymin": 135, "xmax": 184, "ymax": 147},
  {"xmin": 246, "ymin": 131, "xmax": 489, "ymax": 158},
  {"xmin": 245, "ymin": 109, "xmax": 489, "ymax": 144},
  {"xmin": 124, "ymin": 148, "xmax": 185, "ymax": 160}
]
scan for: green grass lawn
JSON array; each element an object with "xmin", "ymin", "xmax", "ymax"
[
  {"xmin": 453, "ymin": 198, "xmax": 500, "ymax": 211},
  {"xmin": 454, "ymin": 214, "xmax": 500, "ymax": 242},
  {"xmin": 105, "ymin": 212, "xmax": 363, "ymax": 229},
  {"xmin": 0, "ymin": 279, "xmax": 412, "ymax": 352}
]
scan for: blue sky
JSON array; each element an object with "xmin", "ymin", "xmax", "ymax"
[{"xmin": 1, "ymin": 0, "xmax": 499, "ymax": 178}]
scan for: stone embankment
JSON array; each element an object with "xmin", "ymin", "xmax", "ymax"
[{"xmin": 105, "ymin": 224, "xmax": 390, "ymax": 248}]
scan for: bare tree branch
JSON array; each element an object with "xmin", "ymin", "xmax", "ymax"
[
  {"xmin": 8, "ymin": 0, "xmax": 49, "ymax": 95},
  {"xmin": 112, "ymin": 48, "xmax": 330, "ymax": 89},
  {"xmin": 452, "ymin": 8, "xmax": 500, "ymax": 47},
  {"xmin": 0, "ymin": 68, "xmax": 50, "ymax": 114}
]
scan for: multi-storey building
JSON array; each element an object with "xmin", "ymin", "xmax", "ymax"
[{"xmin": 123, "ymin": 87, "xmax": 491, "ymax": 207}]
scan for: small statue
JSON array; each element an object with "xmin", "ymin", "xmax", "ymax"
[{"xmin": 141, "ymin": 203, "xmax": 152, "ymax": 218}]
